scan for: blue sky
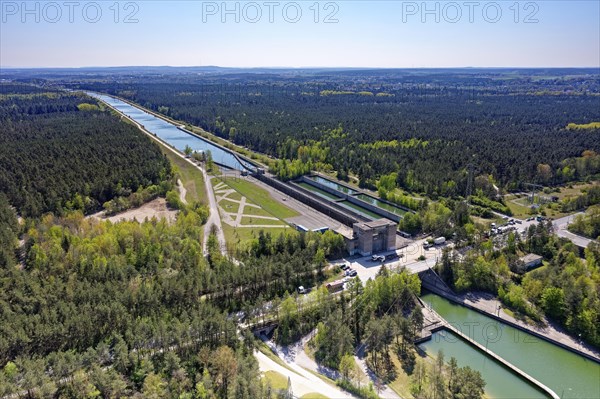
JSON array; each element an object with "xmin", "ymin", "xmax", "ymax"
[{"xmin": 1, "ymin": 1, "xmax": 599, "ymax": 67}]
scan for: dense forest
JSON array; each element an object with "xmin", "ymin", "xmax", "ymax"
[
  {"xmin": 0, "ymin": 83, "xmax": 172, "ymax": 217},
  {"xmin": 0, "ymin": 186, "xmax": 353, "ymax": 398},
  {"xmin": 62, "ymin": 69, "xmax": 600, "ymax": 197}
]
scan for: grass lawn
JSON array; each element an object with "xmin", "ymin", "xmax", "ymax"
[
  {"xmin": 300, "ymin": 393, "xmax": 329, "ymax": 399},
  {"xmin": 504, "ymin": 194, "xmax": 536, "ymax": 219},
  {"xmin": 220, "ymin": 177, "xmax": 299, "ymax": 219},
  {"xmin": 243, "ymin": 205, "xmax": 274, "ymax": 218},
  {"xmin": 388, "ymin": 351, "xmax": 416, "ymax": 399},
  {"xmin": 222, "ymin": 224, "xmax": 290, "ymax": 247},
  {"xmin": 263, "ymin": 370, "xmax": 289, "ymax": 391},
  {"xmin": 160, "ymin": 147, "xmax": 207, "ymax": 204},
  {"xmin": 219, "ymin": 199, "xmax": 240, "ymax": 214},
  {"xmin": 224, "ymin": 190, "xmax": 243, "ymax": 201},
  {"xmin": 240, "ymin": 216, "xmax": 285, "ymax": 226}
]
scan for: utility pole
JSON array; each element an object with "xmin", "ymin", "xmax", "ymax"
[{"xmin": 524, "ymin": 183, "xmax": 543, "ymax": 205}]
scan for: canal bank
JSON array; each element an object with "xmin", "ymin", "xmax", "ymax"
[
  {"xmin": 94, "ymin": 92, "xmax": 263, "ymax": 170},
  {"xmin": 89, "ymin": 92, "xmax": 229, "ymax": 254},
  {"xmin": 88, "ymin": 92, "xmax": 254, "ymax": 171},
  {"xmin": 421, "ymin": 293, "xmax": 600, "ymax": 399}
]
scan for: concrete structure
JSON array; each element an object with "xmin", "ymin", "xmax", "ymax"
[
  {"xmin": 349, "ymin": 219, "xmax": 397, "ymax": 256},
  {"xmin": 520, "ymin": 253, "xmax": 543, "ymax": 270}
]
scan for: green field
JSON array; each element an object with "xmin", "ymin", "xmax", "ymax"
[
  {"xmin": 504, "ymin": 195, "xmax": 537, "ymax": 219},
  {"xmin": 300, "ymin": 393, "xmax": 329, "ymax": 399},
  {"xmin": 160, "ymin": 147, "xmax": 207, "ymax": 204},
  {"xmin": 243, "ymin": 204, "xmax": 276, "ymax": 218},
  {"xmin": 219, "ymin": 199, "xmax": 240, "ymax": 214},
  {"xmin": 240, "ymin": 216, "xmax": 285, "ymax": 226},
  {"xmin": 213, "ymin": 176, "xmax": 297, "ymax": 246},
  {"xmin": 220, "ymin": 177, "xmax": 299, "ymax": 219},
  {"xmin": 263, "ymin": 370, "xmax": 289, "ymax": 391}
]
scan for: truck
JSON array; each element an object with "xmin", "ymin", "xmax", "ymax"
[
  {"xmin": 434, "ymin": 237, "xmax": 446, "ymax": 245},
  {"xmin": 326, "ymin": 279, "xmax": 346, "ymax": 292}
]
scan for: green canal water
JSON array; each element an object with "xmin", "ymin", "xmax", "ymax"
[
  {"xmin": 421, "ymin": 293, "xmax": 600, "ymax": 399},
  {"xmin": 338, "ymin": 200, "xmax": 381, "ymax": 220},
  {"xmin": 421, "ymin": 330, "xmax": 547, "ymax": 399},
  {"xmin": 355, "ymin": 193, "xmax": 407, "ymax": 216},
  {"xmin": 296, "ymin": 182, "xmax": 342, "ymax": 201},
  {"xmin": 308, "ymin": 176, "xmax": 358, "ymax": 195}
]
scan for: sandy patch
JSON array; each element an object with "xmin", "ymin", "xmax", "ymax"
[{"xmin": 89, "ymin": 198, "xmax": 178, "ymax": 223}]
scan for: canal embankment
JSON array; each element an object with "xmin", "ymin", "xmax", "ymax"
[{"xmin": 419, "ymin": 269, "xmax": 600, "ymax": 364}]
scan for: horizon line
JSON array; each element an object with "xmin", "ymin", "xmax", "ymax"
[{"xmin": 2, "ymin": 65, "xmax": 600, "ymax": 70}]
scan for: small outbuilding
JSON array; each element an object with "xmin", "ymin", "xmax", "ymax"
[{"xmin": 520, "ymin": 254, "xmax": 543, "ymax": 271}]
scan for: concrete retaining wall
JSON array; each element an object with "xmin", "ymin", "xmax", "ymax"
[{"xmin": 346, "ymin": 195, "xmax": 402, "ymax": 222}]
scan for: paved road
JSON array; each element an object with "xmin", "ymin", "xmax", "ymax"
[
  {"xmin": 332, "ymin": 241, "xmax": 443, "ymax": 284},
  {"xmin": 202, "ymin": 173, "xmax": 227, "ymax": 256},
  {"xmin": 552, "ymin": 213, "xmax": 595, "ymax": 248},
  {"xmin": 255, "ymin": 347, "xmax": 355, "ymax": 398}
]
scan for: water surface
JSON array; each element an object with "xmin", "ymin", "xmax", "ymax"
[
  {"xmin": 89, "ymin": 93, "xmax": 250, "ymax": 170},
  {"xmin": 422, "ymin": 293, "xmax": 600, "ymax": 399}
]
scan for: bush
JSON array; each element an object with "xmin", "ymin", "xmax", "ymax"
[
  {"xmin": 166, "ymin": 190, "xmax": 183, "ymax": 210},
  {"xmin": 337, "ymin": 379, "xmax": 380, "ymax": 399}
]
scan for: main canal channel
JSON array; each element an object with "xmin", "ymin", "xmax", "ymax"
[
  {"xmin": 421, "ymin": 294, "xmax": 600, "ymax": 399},
  {"xmin": 89, "ymin": 93, "xmax": 251, "ymax": 170}
]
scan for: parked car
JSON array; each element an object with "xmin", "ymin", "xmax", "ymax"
[
  {"xmin": 340, "ymin": 263, "xmax": 349, "ymax": 271},
  {"xmin": 349, "ymin": 270, "xmax": 358, "ymax": 277}
]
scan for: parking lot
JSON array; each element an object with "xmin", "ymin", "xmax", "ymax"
[{"xmin": 331, "ymin": 236, "xmax": 448, "ymax": 284}]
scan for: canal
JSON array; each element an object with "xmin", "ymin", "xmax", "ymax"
[
  {"xmin": 338, "ymin": 200, "xmax": 381, "ymax": 220},
  {"xmin": 307, "ymin": 176, "xmax": 358, "ymax": 195},
  {"xmin": 355, "ymin": 193, "xmax": 407, "ymax": 216},
  {"xmin": 296, "ymin": 182, "xmax": 343, "ymax": 201},
  {"xmin": 421, "ymin": 293, "xmax": 600, "ymax": 399},
  {"xmin": 89, "ymin": 93, "xmax": 250, "ymax": 170}
]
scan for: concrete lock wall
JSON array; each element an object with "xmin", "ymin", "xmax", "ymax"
[
  {"xmin": 345, "ymin": 195, "xmax": 402, "ymax": 222},
  {"xmin": 301, "ymin": 174, "xmax": 405, "ymax": 223},
  {"xmin": 299, "ymin": 175, "xmax": 350, "ymax": 199},
  {"xmin": 254, "ymin": 173, "xmax": 369, "ymax": 227}
]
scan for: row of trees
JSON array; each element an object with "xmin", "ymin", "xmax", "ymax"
[
  {"xmin": 568, "ymin": 205, "xmax": 600, "ymax": 239},
  {"xmin": 411, "ymin": 351, "xmax": 485, "ymax": 399}
]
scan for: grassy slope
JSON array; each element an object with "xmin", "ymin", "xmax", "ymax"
[
  {"xmin": 219, "ymin": 177, "xmax": 299, "ymax": 220},
  {"xmin": 161, "ymin": 147, "xmax": 207, "ymax": 204}
]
